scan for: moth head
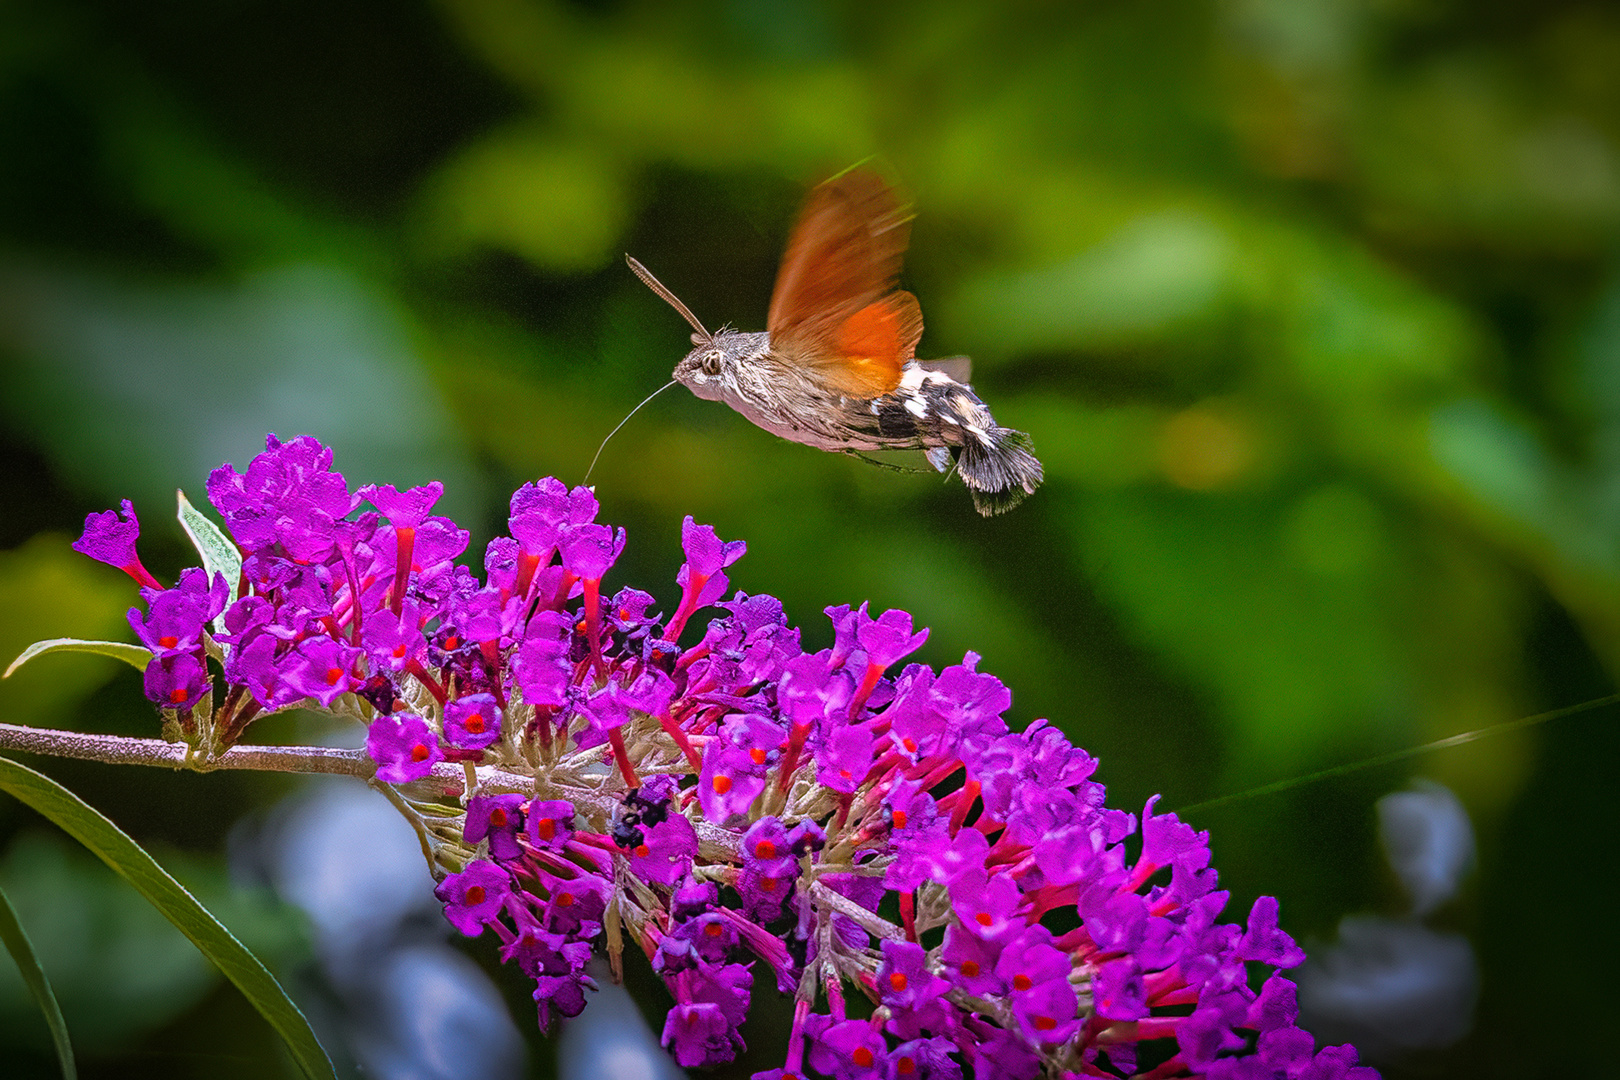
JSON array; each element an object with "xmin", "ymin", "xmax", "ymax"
[{"xmin": 674, "ymin": 334, "xmax": 746, "ymax": 400}]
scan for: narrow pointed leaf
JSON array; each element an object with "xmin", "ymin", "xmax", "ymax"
[
  {"xmin": 5, "ymin": 639, "xmax": 150, "ymax": 679},
  {"xmin": 0, "ymin": 757, "xmax": 336, "ymax": 1080},
  {"xmin": 0, "ymin": 882, "xmax": 76, "ymax": 1080}
]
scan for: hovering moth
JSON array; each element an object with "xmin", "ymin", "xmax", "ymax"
[{"xmin": 627, "ymin": 169, "xmax": 1042, "ymax": 516}]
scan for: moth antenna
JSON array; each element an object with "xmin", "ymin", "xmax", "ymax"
[
  {"xmin": 625, "ymin": 254, "xmax": 711, "ymax": 343},
  {"xmin": 582, "ymin": 379, "xmax": 679, "ymax": 486}
]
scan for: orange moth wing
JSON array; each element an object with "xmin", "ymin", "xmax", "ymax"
[{"xmin": 767, "ymin": 169, "xmax": 918, "ymax": 397}]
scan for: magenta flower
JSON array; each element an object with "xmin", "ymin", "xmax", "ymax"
[
  {"xmin": 443, "ymin": 692, "xmax": 501, "ymax": 750},
  {"xmin": 525, "ymin": 799, "xmax": 575, "ymax": 850},
  {"xmin": 278, "ymin": 635, "xmax": 362, "ymax": 707},
  {"xmin": 464, "ymin": 794, "xmax": 527, "ymax": 862},
  {"xmin": 627, "ymin": 813, "xmax": 698, "ymax": 886},
  {"xmin": 366, "ymin": 713, "xmax": 441, "ymax": 783},
  {"xmin": 662, "ymin": 1002, "xmax": 739, "ymax": 1069},
  {"xmin": 127, "ymin": 569, "xmax": 228, "ymax": 656},
  {"xmin": 143, "ymin": 652, "xmax": 210, "ymax": 711},
  {"xmin": 356, "ymin": 480, "xmax": 442, "ymax": 527},
  {"xmin": 433, "ymin": 859, "xmax": 510, "ymax": 936},
  {"xmin": 854, "ymin": 603, "xmax": 930, "ymax": 672}
]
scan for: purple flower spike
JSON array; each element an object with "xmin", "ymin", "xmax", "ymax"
[
  {"xmin": 75, "ymin": 500, "xmax": 162, "ymax": 589},
  {"xmin": 433, "ymin": 859, "xmax": 510, "ymax": 936},
  {"xmin": 444, "ymin": 693, "xmax": 502, "ymax": 750},
  {"xmin": 367, "ymin": 713, "xmax": 442, "ymax": 783},
  {"xmin": 75, "ymin": 444, "xmax": 1376, "ymax": 1080},
  {"xmin": 465, "ymin": 794, "xmax": 527, "ymax": 861}
]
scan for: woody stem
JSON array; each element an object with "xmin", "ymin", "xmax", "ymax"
[{"xmin": 0, "ymin": 721, "xmax": 533, "ymax": 796}]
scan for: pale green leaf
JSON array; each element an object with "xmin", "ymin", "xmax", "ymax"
[{"xmin": 4, "ymin": 639, "xmax": 149, "ymax": 679}]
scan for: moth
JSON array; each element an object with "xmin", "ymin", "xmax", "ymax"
[{"xmin": 626, "ymin": 169, "xmax": 1043, "ymax": 516}]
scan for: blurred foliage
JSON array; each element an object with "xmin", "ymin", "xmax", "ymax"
[
  {"xmin": 0, "ymin": 536, "xmax": 133, "ymax": 732},
  {"xmin": 1, "ymin": 0, "xmax": 1617, "ymax": 1076},
  {"xmin": 0, "ymin": 831, "xmax": 309, "ymax": 1061}
]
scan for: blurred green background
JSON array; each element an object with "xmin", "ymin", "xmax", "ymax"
[{"xmin": 1, "ymin": 0, "xmax": 1617, "ymax": 1076}]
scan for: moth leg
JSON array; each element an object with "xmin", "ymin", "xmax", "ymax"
[{"xmin": 843, "ymin": 450, "xmax": 933, "ymax": 475}]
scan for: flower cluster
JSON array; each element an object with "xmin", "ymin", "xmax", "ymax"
[{"xmin": 77, "ymin": 434, "xmax": 1377, "ymax": 1080}]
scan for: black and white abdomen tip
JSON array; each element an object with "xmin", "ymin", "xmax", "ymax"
[
  {"xmin": 898, "ymin": 365, "xmax": 1044, "ymax": 517},
  {"xmin": 955, "ymin": 428, "xmax": 1043, "ymax": 516}
]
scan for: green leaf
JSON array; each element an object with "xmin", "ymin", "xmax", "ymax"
[
  {"xmin": 176, "ymin": 489, "xmax": 241, "ymax": 634},
  {"xmin": 0, "ymin": 881, "xmax": 76, "ymax": 1080},
  {"xmin": 0, "ymin": 757, "xmax": 336, "ymax": 1080},
  {"xmin": 5, "ymin": 639, "xmax": 150, "ymax": 679}
]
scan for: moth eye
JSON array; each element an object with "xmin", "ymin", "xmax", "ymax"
[{"xmin": 702, "ymin": 350, "xmax": 724, "ymax": 375}]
